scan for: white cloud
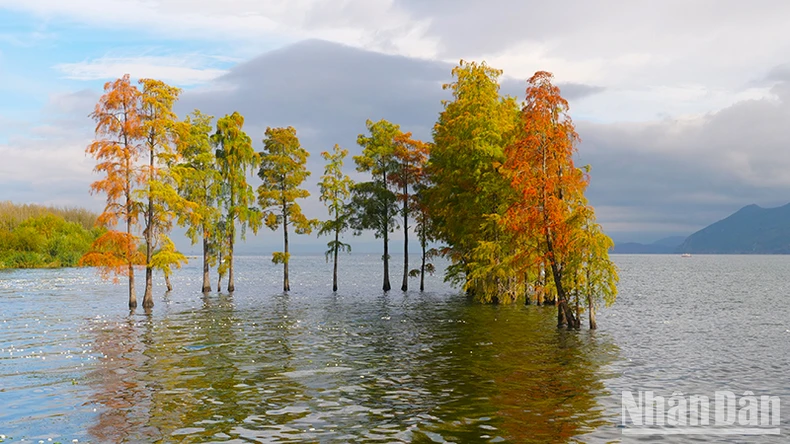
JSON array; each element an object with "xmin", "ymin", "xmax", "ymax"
[
  {"xmin": 0, "ymin": 0, "xmax": 429, "ymax": 58},
  {"xmin": 55, "ymin": 55, "xmax": 229, "ymax": 85}
]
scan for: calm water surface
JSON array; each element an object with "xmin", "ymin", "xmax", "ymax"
[{"xmin": 1, "ymin": 254, "xmax": 789, "ymax": 443}]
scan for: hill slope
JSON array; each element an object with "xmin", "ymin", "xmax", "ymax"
[
  {"xmin": 678, "ymin": 203, "xmax": 790, "ymax": 254},
  {"xmin": 611, "ymin": 236, "xmax": 686, "ymax": 254}
]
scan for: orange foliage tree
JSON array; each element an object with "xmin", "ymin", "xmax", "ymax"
[
  {"xmin": 390, "ymin": 132, "xmax": 430, "ymax": 291},
  {"xmin": 504, "ymin": 71, "xmax": 588, "ymax": 328},
  {"xmin": 80, "ymin": 74, "xmax": 146, "ymax": 308}
]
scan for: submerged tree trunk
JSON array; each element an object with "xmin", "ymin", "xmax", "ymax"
[
  {"xmin": 202, "ymin": 233, "xmax": 211, "ymax": 292},
  {"xmin": 165, "ymin": 274, "xmax": 173, "ymax": 292},
  {"xmin": 546, "ymin": 243, "xmax": 577, "ymax": 328},
  {"xmin": 383, "ymin": 229, "xmax": 391, "ymax": 292},
  {"xmin": 143, "ymin": 264, "xmax": 154, "ymax": 308},
  {"xmin": 126, "ymin": 210, "xmax": 137, "ymax": 309},
  {"xmin": 543, "ymin": 190, "xmax": 577, "ymax": 328},
  {"xmin": 129, "ymin": 264, "xmax": 136, "ymax": 309},
  {"xmin": 419, "ymin": 236, "xmax": 426, "ymax": 292},
  {"xmin": 227, "ymin": 189, "xmax": 236, "ymax": 293},
  {"xmin": 587, "ymin": 270, "xmax": 597, "ymax": 329},
  {"xmin": 332, "ymin": 222, "xmax": 339, "ymax": 292},
  {"xmin": 227, "ymin": 226, "xmax": 235, "ymax": 292},
  {"xmin": 401, "ymin": 185, "xmax": 408, "ymax": 292},
  {"xmin": 382, "ymin": 171, "xmax": 391, "ymax": 292},
  {"xmin": 217, "ymin": 243, "xmax": 223, "ymax": 291},
  {"xmin": 283, "ymin": 204, "xmax": 290, "ymax": 292},
  {"xmin": 143, "ymin": 145, "xmax": 155, "ymax": 309}
]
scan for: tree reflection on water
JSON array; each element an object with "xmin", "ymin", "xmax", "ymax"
[{"xmin": 85, "ymin": 292, "xmax": 619, "ymax": 442}]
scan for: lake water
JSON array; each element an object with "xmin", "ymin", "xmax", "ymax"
[{"xmin": 1, "ymin": 254, "xmax": 789, "ymax": 443}]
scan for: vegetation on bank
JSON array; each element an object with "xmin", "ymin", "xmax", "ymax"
[
  {"xmin": 0, "ymin": 202, "xmax": 102, "ymax": 269},
  {"xmin": 79, "ymin": 61, "xmax": 618, "ymax": 328}
]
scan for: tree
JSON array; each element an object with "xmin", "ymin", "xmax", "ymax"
[
  {"xmin": 351, "ymin": 119, "xmax": 402, "ymax": 292},
  {"xmin": 570, "ymin": 204, "xmax": 619, "ymax": 329},
  {"xmin": 390, "ymin": 132, "xmax": 430, "ymax": 291},
  {"xmin": 258, "ymin": 126, "xmax": 317, "ymax": 292},
  {"xmin": 138, "ymin": 78, "xmax": 182, "ymax": 308},
  {"xmin": 174, "ymin": 110, "xmax": 222, "ymax": 292},
  {"xmin": 150, "ymin": 237, "xmax": 188, "ymax": 292},
  {"xmin": 80, "ymin": 74, "xmax": 145, "ymax": 308},
  {"xmin": 504, "ymin": 71, "xmax": 588, "ymax": 328},
  {"xmin": 407, "ymin": 160, "xmax": 436, "ymax": 292},
  {"xmin": 212, "ymin": 112, "xmax": 261, "ymax": 292},
  {"xmin": 317, "ymin": 144, "xmax": 354, "ymax": 291},
  {"xmin": 426, "ymin": 60, "xmax": 521, "ymax": 300}
]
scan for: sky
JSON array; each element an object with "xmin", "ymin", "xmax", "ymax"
[{"xmin": 2, "ymin": 0, "xmax": 790, "ymax": 253}]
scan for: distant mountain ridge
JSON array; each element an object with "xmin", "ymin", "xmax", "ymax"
[
  {"xmin": 678, "ymin": 203, "xmax": 790, "ymax": 254},
  {"xmin": 611, "ymin": 236, "xmax": 685, "ymax": 254}
]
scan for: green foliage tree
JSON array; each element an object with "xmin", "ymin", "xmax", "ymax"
[
  {"xmin": 150, "ymin": 237, "xmax": 188, "ymax": 292},
  {"xmin": 258, "ymin": 126, "xmax": 317, "ymax": 292},
  {"xmin": 213, "ymin": 112, "xmax": 262, "ymax": 292},
  {"xmin": 174, "ymin": 109, "xmax": 222, "ymax": 292},
  {"xmin": 138, "ymin": 78, "xmax": 184, "ymax": 308},
  {"xmin": 426, "ymin": 60, "xmax": 521, "ymax": 301},
  {"xmin": 317, "ymin": 144, "xmax": 354, "ymax": 291},
  {"xmin": 566, "ymin": 203, "xmax": 619, "ymax": 329},
  {"xmin": 351, "ymin": 119, "xmax": 402, "ymax": 292}
]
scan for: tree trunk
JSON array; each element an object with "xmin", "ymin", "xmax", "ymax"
[
  {"xmin": 227, "ymin": 226, "xmax": 235, "ymax": 292},
  {"xmin": 217, "ymin": 242, "xmax": 223, "ymax": 291},
  {"xmin": 143, "ymin": 266, "xmax": 154, "ymax": 308},
  {"xmin": 126, "ymin": 212, "xmax": 137, "ymax": 309},
  {"xmin": 556, "ymin": 295, "xmax": 566, "ymax": 326},
  {"xmin": 227, "ymin": 188, "xmax": 235, "ymax": 293},
  {"xmin": 382, "ymin": 171, "xmax": 391, "ymax": 292},
  {"xmin": 332, "ymin": 225, "xmax": 339, "ymax": 292},
  {"xmin": 202, "ymin": 233, "xmax": 211, "ymax": 292},
  {"xmin": 588, "ymin": 293, "xmax": 597, "ymax": 330},
  {"xmin": 128, "ymin": 264, "xmax": 136, "ymax": 309},
  {"xmin": 283, "ymin": 205, "xmax": 290, "ymax": 292},
  {"xmin": 165, "ymin": 273, "xmax": 173, "ymax": 292},
  {"xmin": 401, "ymin": 185, "xmax": 408, "ymax": 292},
  {"xmin": 143, "ymin": 144, "xmax": 155, "ymax": 309},
  {"xmin": 544, "ymin": 205, "xmax": 576, "ymax": 327},
  {"xmin": 419, "ymin": 237, "xmax": 426, "ymax": 292},
  {"xmin": 547, "ymin": 246, "xmax": 576, "ymax": 328},
  {"xmin": 383, "ymin": 229, "xmax": 391, "ymax": 292}
]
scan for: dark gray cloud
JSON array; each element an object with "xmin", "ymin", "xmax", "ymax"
[
  {"xmin": 578, "ymin": 79, "xmax": 790, "ymax": 241},
  {"xmin": 180, "ymin": 39, "xmax": 451, "ymax": 147},
  {"xmin": 178, "ymin": 40, "xmax": 453, "ymax": 251}
]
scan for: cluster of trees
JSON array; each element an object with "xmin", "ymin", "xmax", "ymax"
[
  {"xmin": 83, "ymin": 62, "xmax": 618, "ymax": 329},
  {"xmin": 0, "ymin": 202, "xmax": 102, "ymax": 268},
  {"xmin": 426, "ymin": 65, "xmax": 618, "ymax": 328}
]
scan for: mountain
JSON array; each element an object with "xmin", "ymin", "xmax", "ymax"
[
  {"xmin": 678, "ymin": 203, "xmax": 790, "ymax": 254},
  {"xmin": 612, "ymin": 236, "xmax": 686, "ymax": 254},
  {"xmin": 652, "ymin": 236, "xmax": 687, "ymax": 248}
]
